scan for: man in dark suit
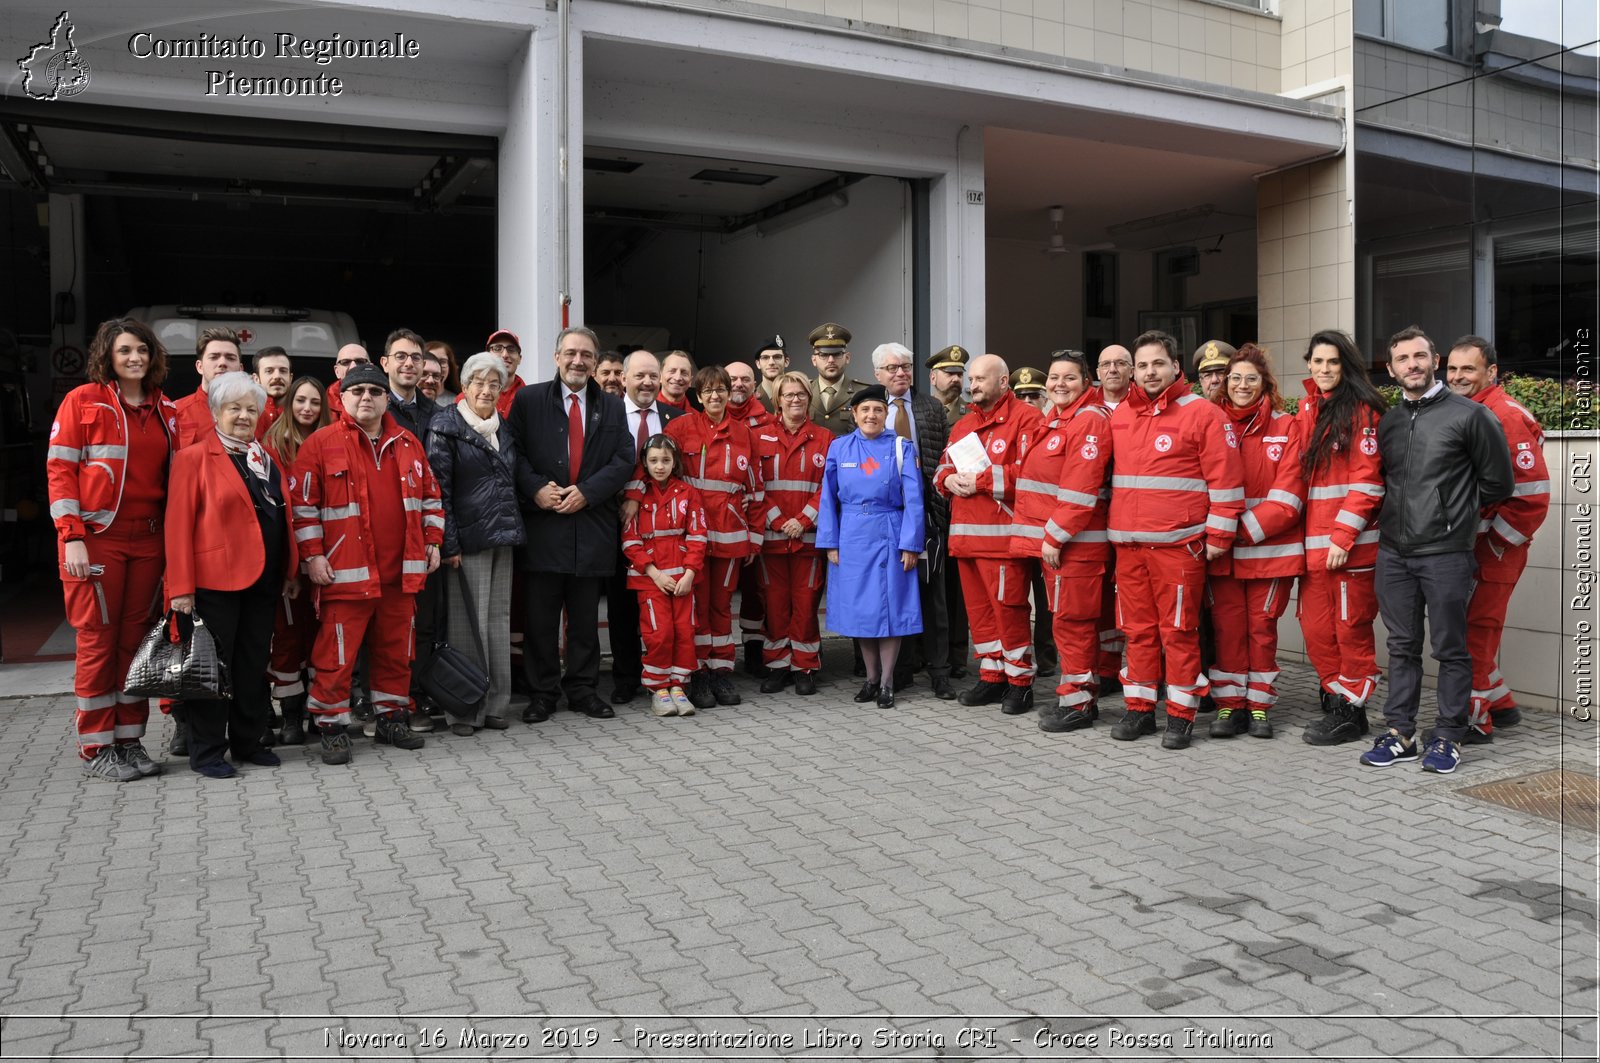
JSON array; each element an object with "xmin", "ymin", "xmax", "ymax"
[
  {"xmin": 506, "ymin": 326, "xmax": 635, "ymax": 722},
  {"xmin": 872, "ymin": 342, "xmax": 957, "ymax": 699},
  {"xmin": 607, "ymin": 351, "xmax": 686, "ymax": 704}
]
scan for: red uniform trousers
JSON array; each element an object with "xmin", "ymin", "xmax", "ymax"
[
  {"xmin": 957, "ymin": 556, "xmax": 1036, "ymax": 687},
  {"xmin": 306, "ymin": 585, "xmax": 416, "ymax": 725},
  {"xmin": 1097, "ymin": 565, "xmax": 1123, "ymax": 678},
  {"xmin": 638, "ymin": 587, "xmax": 697, "ymax": 690},
  {"xmin": 1297, "ymin": 566, "xmax": 1380, "ymax": 707},
  {"xmin": 267, "ymin": 590, "xmax": 317, "ymax": 700},
  {"xmin": 63, "ymin": 518, "xmax": 164, "ymax": 759},
  {"xmin": 694, "ymin": 557, "xmax": 742, "ymax": 672},
  {"xmin": 738, "ymin": 562, "xmax": 765, "ymax": 643},
  {"xmin": 759, "ymin": 553, "xmax": 825, "ymax": 672},
  {"xmin": 1207, "ymin": 574, "xmax": 1293, "ymax": 713},
  {"xmin": 1466, "ymin": 541, "xmax": 1528, "ymax": 736},
  {"xmin": 1115, "ymin": 543, "xmax": 1208, "ymax": 720},
  {"xmin": 1042, "ymin": 564, "xmax": 1103, "ymax": 709}
]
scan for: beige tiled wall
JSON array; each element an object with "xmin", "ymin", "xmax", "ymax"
[
  {"xmin": 1255, "ymin": 150, "xmax": 1353, "ymax": 387},
  {"xmin": 1278, "ymin": 0, "xmax": 1351, "ymax": 92},
  {"xmin": 733, "ymin": 0, "xmax": 1285, "ymax": 93}
]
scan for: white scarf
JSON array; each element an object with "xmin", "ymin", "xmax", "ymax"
[
  {"xmin": 458, "ymin": 402, "xmax": 501, "ymax": 451},
  {"xmin": 216, "ymin": 427, "xmax": 272, "ymax": 482}
]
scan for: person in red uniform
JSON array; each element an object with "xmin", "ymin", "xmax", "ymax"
[
  {"xmin": 631, "ymin": 364, "xmax": 763, "ymax": 709},
  {"xmin": 326, "ymin": 343, "xmax": 371, "ymax": 418},
  {"xmin": 252, "ymin": 346, "xmax": 292, "ymax": 440},
  {"xmin": 1287, "ymin": 330, "xmax": 1389, "ymax": 746},
  {"xmin": 935, "ymin": 353, "xmax": 1046, "ymax": 715},
  {"xmin": 754, "ymin": 371, "xmax": 833, "ymax": 695},
  {"xmin": 487, "ymin": 329, "xmax": 526, "ymax": 417},
  {"xmin": 1205, "ymin": 344, "xmax": 1305, "ymax": 740},
  {"xmin": 659, "ymin": 350, "xmax": 698, "ymax": 413},
  {"xmin": 1106, "ymin": 330, "xmax": 1245, "ymax": 750},
  {"xmin": 291, "ymin": 363, "xmax": 444, "ymax": 765},
  {"xmin": 174, "ymin": 327, "xmax": 244, "ymax": 449},
  {"xmin": 1010, "ymin": 351, "xmax": 1113, "ymax": 733},
  {"xmin": 47, "ymin": 317, "xmax": 179, "ymax": 782},
  {"xmin": 622, "ymin": 434, "xmax": 709, "ymax": 717},
  {"xmin": 727, "ymin": 359, "xmax": 776, "ymax": 675},
  {"xmin": 1446, "ymin": 335, "xmax": 1551, "ymax": 741},
  {"xmin": 260, "ymin": 376, "xmax": 332, "ymax": 744}
]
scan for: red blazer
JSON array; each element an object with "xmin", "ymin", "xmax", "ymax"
[{"xmin": 164, "ymin": 432, "xmax": 296, "ymax": 597}]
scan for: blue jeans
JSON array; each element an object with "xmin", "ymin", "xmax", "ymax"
[{"xmin": 1375, "ymin": 547, "xmax": 1478, "ymax": 742}]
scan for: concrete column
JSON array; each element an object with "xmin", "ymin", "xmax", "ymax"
[
  {"xmin": 929, "ymin": 125, "xmax": 986, "ymax": 352},
  {"xmin": 498, "ymin": 20, "xmax": 576, "ymax": 383},
  {"xmin": 48, "ymin": 192, "xmax": 86, "ymax": 363}
]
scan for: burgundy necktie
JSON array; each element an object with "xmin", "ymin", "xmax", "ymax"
[
  {"xmin": 636, "ymin": 407, "xmax": 651, "ymax": 456},
  {"xmin": 568, "ymin": 394, "xmax": 584, "ymax": 477}
]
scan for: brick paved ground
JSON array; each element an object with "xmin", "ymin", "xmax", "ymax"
[{"xmin": 0, "ymin": 646, "xmax": 1595, "ymax": 1061}]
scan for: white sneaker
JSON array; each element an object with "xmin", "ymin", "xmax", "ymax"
[
  {"xmin": 669, "ymin": 686, "xmax": 695, "ymax": 716},
  {"xmin": 652, "ymin": 690, "xmax": 677, "ymax": 717}
]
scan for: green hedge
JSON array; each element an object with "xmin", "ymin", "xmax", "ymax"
[{"xmin": 1375, "ymin": 374, "xmax": 1595, "ymax": 431}]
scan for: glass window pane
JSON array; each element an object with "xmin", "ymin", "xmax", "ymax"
[
  {"xmin": 1354, "ymin": 0, "xmax": 1383, "ymax": 38},
  {"xmin": 1391, "ymin": 0, "xmax": 1451, "ymax": 53}
]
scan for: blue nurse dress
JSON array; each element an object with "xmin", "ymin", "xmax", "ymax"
[{"xmin": 815, "ymin": 430, "xmax": 924, "ymax": 638}]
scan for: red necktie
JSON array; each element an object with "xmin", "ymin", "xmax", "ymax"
[
  {"xmin": 636, "ymin": 407, "xmax": 651, "ymax": 456},
  {"xmin": 568, "ymin": 394, "xmax": 584, "ymax": 478}
]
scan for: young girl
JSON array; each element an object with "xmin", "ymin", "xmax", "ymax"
[{"xmin": 621, "ymin": 435, "xmax": 709, "ymax": 716}]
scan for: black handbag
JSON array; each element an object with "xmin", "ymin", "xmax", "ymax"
[
  {"xmin": 420, "ymin": 567, "xmax": 490, "ymax": 719},
  {"xmin": 124, "ymin": 609, "xmax": 232, "ymax": 700}
]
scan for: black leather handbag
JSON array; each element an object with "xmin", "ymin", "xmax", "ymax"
[
  {"xmin": 124, "ymin": 610, "xmax": 232, "ymax": 700},
  {"xmin": 420, "ymin": 567, "xmax": 490, "ymax": 719}
]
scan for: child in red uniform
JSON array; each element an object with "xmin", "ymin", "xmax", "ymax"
[{"xmin": 621, "ymin": 436, "xmax": 708, "ymax": 717}]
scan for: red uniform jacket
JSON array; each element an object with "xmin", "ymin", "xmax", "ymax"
[
  {"xmin": 1108, "ymin": 377, "xmax": 1245, "ymax": 550},
  {"xmin": 935, "ymin": 390, "xmax": 1045, "ymax": 557},
  {"xmin": 173, "ymin": 388, "xmax": 215, "ymax": 450},
  {"xmin": 164, "ymin": 433, "xmax": 297, "ymax": 597},
  {"xmin": 1215, "ymin": 399, "xmax": 1305, "ymax": 579},
  {"xmin": 290, "ymin": 413, "xmax": 444, "ymax": 598},
  {"xmin": 628, "ymin": 411, "xmax": 764, "ymax": 558},
  {"xmin": 1472, "ymin": 384, "xmax": 1550, "ymax": 551},
  {"xmin": 621, "ymin": 477, "xmax": 709, "ymax": 591},
  {"xmin": 1261, "ymin": 379, "xmax": 1385, "ymax": 569},
  {"xmin": 255, "ymin": 396, "xmax": 284, "ymax": 440},
  {"xmin": 495, "ymin": 375, "xmax": 524, "ymax": 418},
  {"xmin": 47, "ymin": 382, "xmax": 179, "ymax": 543},
  {"xmin": 729, "ymin": 397, "xmax": 776, "ymax": 434},
  {"xmin": 754, "ymin": 418, "xmax": 832, "ymax": 553},
  {"xmin": 326, "ymin": 379, "xmax": 346, "ymax": 417},
  {"xmin": 1009, "ymin": 388, "xmax": 1112, "ymax": 569}
]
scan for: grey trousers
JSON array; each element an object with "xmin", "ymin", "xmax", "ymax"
[
  {"xmin": 1375, "ymin": 546, "xmax": 1477, "ymax": 742},
  {"xmin": 445, "ymin": 547, "xmax": 514, "ymax": 726}
]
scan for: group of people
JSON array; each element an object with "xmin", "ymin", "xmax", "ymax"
[{"xmin": 47, "ymin": 312, "xmax": 1545, "ymax": 782}]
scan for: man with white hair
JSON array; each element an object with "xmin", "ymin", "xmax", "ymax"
[
  {"xmin": 935, "ymin": 353, "xmax": 1045, "ymax": 714},
  {"xmin": 870, "ymin": 342, "xmax": 956, "ymax": 698}
]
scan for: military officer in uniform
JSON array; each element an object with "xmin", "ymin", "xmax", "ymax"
[
  {"xmin": 807, "ymin": 323, "xmax": 867, "ymax": 435},
  {"xmin": 927, "ymin": 344, "xmax": 970, "ymax": 428},
  {"xmin": 755, "ymin": 336, "xmax": 788, "ymax": 414},
  {"xmin": 1011, "ymin": 366, "xmax": 1050, "ymax": 412}
]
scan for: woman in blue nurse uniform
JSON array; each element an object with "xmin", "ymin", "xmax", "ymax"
[{"xmin": 815, "ymin": 384, "xmax": 924, "ymax": 708}]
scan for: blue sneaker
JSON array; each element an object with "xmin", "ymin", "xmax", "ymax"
[
  {"xmin": 1420, "ymin": 738, "xmax": 1461, "ymax": 774},
  {"xmin": 1359, "ymin": 731, "xmax": 1418, "ymax": 767}
]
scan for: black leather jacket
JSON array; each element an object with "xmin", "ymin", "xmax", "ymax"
[{"xmin": 1376, "ymin": 383, "xmax": 1514, "ymax": 557}]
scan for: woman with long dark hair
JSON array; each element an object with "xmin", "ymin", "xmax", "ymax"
[{"xmin": 1293, "ymin": 330, "xmax": 1388, "ymax": 746}]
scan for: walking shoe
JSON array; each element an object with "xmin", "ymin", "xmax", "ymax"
[
  {"xmin": 1420, "ymin": 737, "xmax": 1461, "ymax": 774},
  {"xmin": 930, "ymin": 675, "xmax": 956, "ymax": 700},
  {"xmin": 1359, "ymin": 730, "xmax": 1418, "ymax": 767},
  {"xmin": 117, "ymin": 742, "xmax": 162, "ymax": 776},
  {"xmin": 669, "ymin": 685, "xmax": 696, "ymax": 716},
  {"xmin": 1035, "ymin": 657, "xmax": 1058, "ymax": 680},
  {"xmin": 958, "ymin": 680, "xmax": 1007, "ymax": 707},
  {"xmin": 352, "ymin": 694, "xmax": 374, "ymax": 721},
  {"xmin": 687, "ymin": 671, "xmax": 716, "ymax": 710},
  {"xmin": 877, "ymin": 684, "xmax": 895, "ymax": 709},
  {"xmin": 482, "ymin": 715, "xmax": 510, "ymax": 730},
  {"xmin": 406, "ymin": 710, "xmax": 436, "ymax": 733},
  {"xmin": 195, "ymin": 760, "xmax": 237, "ymax": 779},
  {"xmin": 450, "ymin": 722, "xmax": 476, "ymax": 737},
  {"xmin": 853, "ymin": 681, "xmax": 881, "ymax": 704},
  {"xmin": 1110, "ymin": 709, "xmax": 1157, "ymax": 741},
  {"xmin": 759, "ymin": 671, "xmax": 792, "ymax": 694},
  {"xmin": 1490, "ymin": 705, "xmax": 1522, "ymax": 729},
  {"xmin": 1319, "ymin": 689, "xmax": 1337, "ymax": 716},
  {"xmin": 793, "ymin": 672, "xmax": 817, "ymax": 696},
  {"xmin": 167, "ymin": 723, "xmax": 189, "ymax": 758},
  {"xmin": 709, "ymin": 671, "xmax": 742, "ymax": 706},
  {"xmin": 1096, "ymin": 672, "xmax": 1122, "ymax": 697},
  {"xmin": 1161, "ymin": 715, "xmax": 1194, "ymax": 750},
  {"xmin": 82, "ymin": 747, "xmax": 140, "ymax": 783},
  {"xmin": 949, "ymin": 663, "xmax": 969, "ymax": 680},
  {"xmin": 319, "ymin": 729, "xmax": 352, "ymax": 765},
  {"xmin": 374, "ymin": 713, "xmax": 425, "ymax": 750},
  {"xmin": 1303, "ymin": 697, "xmax": 1368, "ymax": 746},
  {"xmin": 1209, "ymin": 709, "xmax": 1249, "ymax": 738},
  {"xmin": 522, "ymin": 698, "xmax": 556, "ymax": 724},
  {"xmin": 1000, "ymin": 685, "xmax": 1035, "ymax": 716},
  {"xmin": 235, "ymin": 749, "xmax": 281, "ymax": 767},
  {"xmin": 1042, "ymin": 701, "xmax": 1098, "ymax": 733},
  {"xmin": 1247, "ymin": 711, "xmax": 1274, "ymax": 739},
  {"xmin": 1461, "ymin": 726, "xmax": 1493, "ymax": 745},
  {"xmin": 279, "ymin": 701, "xmax": 307, "ymax": 746},
  {"xmin": 652, "ymin": 690, "xmax": 678, "ymax": 717}
]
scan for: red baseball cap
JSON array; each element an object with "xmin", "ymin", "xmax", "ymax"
[{"xmin": 486, "ymin": 328, "xmax": 520, "ymax": 349}]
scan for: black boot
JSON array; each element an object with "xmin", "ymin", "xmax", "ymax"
[
  {"xmin": 279, "ymin": 694, "xmax": 308, "ymax": 746},
  {"xmin": 1303, "ymin": 696, "xmax": 1368, "ymax": 746},
  {"xmin": 1000, "ymin": 685, "xmax": 1035, "ymax": 715},
  {"xmin": 743, "ymin": 639, "xmax": 767, "ymax": 678}
]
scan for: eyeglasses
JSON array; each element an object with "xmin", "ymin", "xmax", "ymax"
[
  {"xmin": 879, "ymin": 363, "xmax": 912, "ymax": 374},
  {"xmin": 779, "ymin": 392, "xmax": 810, "ymax": 402},
  {"xmin": 336, "ymin": 358, "xmax": 368, "ymax": 368},
  {"xmin": 419, "ymin": 370, "xmax": 443, "ymax": 383},
  {"xmin": 388, "ymin": 351, "xmax": 423, "ymax": 364},
  {"xmin": 814, "ymin": 352, "xmax": 846, "ymax": 360},
  {"xmin": 488, "ymin": 343, "xmax": 520, "ymax": 355},
  {"xmin": 700, "ymin": 387, "xmax": 730, "ymax": 397},
  {"xmin": 1227, "ymin": 374, "xmax": 1262, "ymax": 385},
  {"xmin": 1097, "ymin": 361, "xmax": 1130, "ymax": 371},
  {"xmin": 344, "ymin": 386, "xmax": 386, "ymax": 399}
]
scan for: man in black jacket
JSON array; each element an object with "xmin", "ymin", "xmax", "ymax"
[
  {"xmin": 507, "ymin": 326, "xmax": 635, "ymax": 722},
  {"xmin": 872, "ymin": 342, "xmax": 957, "ymax": 700},
  {"xmin": 1362, "ymin": 325, "xmax": 1513, "ymax": 775}
]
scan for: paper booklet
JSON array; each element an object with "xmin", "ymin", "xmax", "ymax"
[{"xmin": 946, "ymin": 432, "xmax": 992, "ymax": 476}]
